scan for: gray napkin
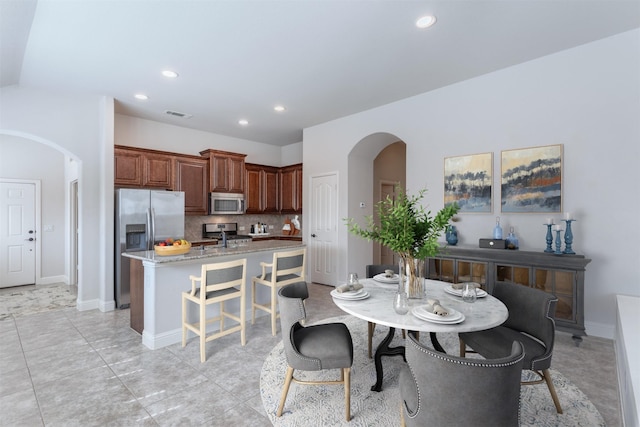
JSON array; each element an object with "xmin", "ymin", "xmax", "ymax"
[
  {"xmin": 426, "ymin": 298, "xmax": 449, "ymax": 316},
  {"xmin": 336, "ymin": 283, "xmax": 364, "ymax": 293},
  {"xmin": 452, "ymin": 282, "xmax": 480, "ymax": 290}
]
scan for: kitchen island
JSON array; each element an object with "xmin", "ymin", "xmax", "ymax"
[{"xmin": 122, "ymin": 240, "xmax": 305, "ymax": 349}]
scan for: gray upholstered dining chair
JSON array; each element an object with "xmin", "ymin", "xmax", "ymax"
[
  {"xmin": 276, "ymin": 282, "xmax": 354, "ymax": 421},
  {"xmin": 365, "ymin": 264, "xmax": 399, "ymax": 358},
  {"xmin": 459, "ymin": 281, "xmax": 563, "ymax": 413},
  {"xmin": 400, "ymin": 332, "xmax": 525, "ymax": 427}
]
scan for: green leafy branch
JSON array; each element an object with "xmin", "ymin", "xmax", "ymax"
[{"xmin": 345, "ymin": 186, "xmax": 459, "ymax": 259}]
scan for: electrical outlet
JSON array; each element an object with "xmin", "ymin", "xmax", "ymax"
[
  {"xmin": 239, "ymin": 226, "xmax": 245, "ymax": 231},
  {"xmin": 269, "ymin": 225, "xmax": 274, "ymax": 229}
]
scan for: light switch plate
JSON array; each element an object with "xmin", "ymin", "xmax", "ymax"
[{"xmin": 44, "ymin": 224, "xmax": 54, "ymax": 232}]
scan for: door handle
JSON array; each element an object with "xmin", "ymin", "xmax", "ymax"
[
  {"xmin": 311, "ymin": 233, "xmax": 317, "ymax": 238},
  {"xmin": 25, "ymin": 237, "xmax": 34, "ymax": 241}
]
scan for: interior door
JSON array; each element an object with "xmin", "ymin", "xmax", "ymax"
[
  {"xmin": 309, "ymin": 173, "xmax": 338, "ymax": 285},
  {"xmin": 0, "ymin": 182, "xmax": 36, "ymax": 287},
  {"xmin": 379, "ymin": 182, "xmax": 398, "ymax": 265}
]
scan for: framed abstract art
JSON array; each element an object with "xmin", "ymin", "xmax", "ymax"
[
  {"xmin": 444, "ymin": 152, "xmax": 492, "ymax": 213},
  {"xmin": 501, "ymin": 144, "xmax": 562, "ymax": 213}
]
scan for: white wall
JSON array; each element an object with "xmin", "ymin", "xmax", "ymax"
[
  {"xmin": 0, "ymin": 85, "xmax": 113, "ymax": 311},
  {"xmin": 115, "ymin": 114, "xmax": 301, "ymax": 167},
  {"xmin": 0, "ymin": 135, "xmax": 66, "ymax": 282},
  {"xmin": 304, "ymin": 29, "xmax": 640, "ymax": 338}
]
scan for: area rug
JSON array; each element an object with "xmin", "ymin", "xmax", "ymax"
[
  {"xmin": 260, "ymin": 315, "xmax": 605, "ymax": 427},
  {"xmin": 0, "ymin": 283, "xmax": 76, "ymax": 321}
]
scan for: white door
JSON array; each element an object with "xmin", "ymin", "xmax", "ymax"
[
  {"xmin": 0, "ymin": 182, "xmax": 36, "ymax": 287},
  {"xmin": 309, "ymin": 173, "xmax": 338, "ymax": 285}
]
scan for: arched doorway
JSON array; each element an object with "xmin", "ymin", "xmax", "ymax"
[
  {"xmin": 0, "ymin": 131, "xmax": 80, "ymax": 305},
  {"xmin": 344, "ymin": 132, "xmax": 406, "ymax": 278}
]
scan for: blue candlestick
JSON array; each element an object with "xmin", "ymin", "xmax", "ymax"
[
  {"xmin": 563, "ymin": 219, "xmax": 576, "ymax": 254},
  {"xmin": 554, "ymin": 230, "xmax": 563, "ymax": 254},
  {"xmin": 544, "ymin": 224, "xmax": 554, "ymax": 253}
]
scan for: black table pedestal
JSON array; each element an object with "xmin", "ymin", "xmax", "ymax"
[{"xmin": 371, "ymin": 328, "xmax": 446, "ymax": 392}]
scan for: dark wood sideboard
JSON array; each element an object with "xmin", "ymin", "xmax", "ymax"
[{"xmin": 426, "ymin": 246, "xmax": 591, "ymax": 345}]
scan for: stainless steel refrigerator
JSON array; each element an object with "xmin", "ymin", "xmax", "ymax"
[{"xmin": 115, "ymin": 189, "xmax": 185, "ymax": 308}]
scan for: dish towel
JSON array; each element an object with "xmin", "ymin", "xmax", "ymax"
[
  {"xmin": 336, "ymin": 283, "xmax": 364, "ymax": 293},
  {"xmin": 426, "ymin": 298, "xmax": 449, "ymax": 316}
]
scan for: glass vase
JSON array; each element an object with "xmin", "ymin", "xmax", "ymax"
[
  {"xmin": 399, "ymin": 257, "xmax": 426, "ymax": 299},
  {"xmin": 393, "ymin": 283, "xmax": 409, "ymax": 315}
]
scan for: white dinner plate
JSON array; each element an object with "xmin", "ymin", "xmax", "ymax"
[
  {"xmin": 444, "ymin": 286, "xmax": 487, "ymax": 298},
  {"xmin": 411, "ymin": 307, "xmax": 465, "ymax": 324},
  {"xmin": 413, "ymin": 305, "xmax": 463, "ymax": 321},
  {"xmin": 330, "ymin": 289, "xmax": 370, "ymax": 300},
  {"xmin": 373, "ymin": 273, "xmax": 399, "ymax": 284}
]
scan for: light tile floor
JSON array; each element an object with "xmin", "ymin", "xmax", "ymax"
[{"xmin": 0, "ymin": 283, "xmax": 621, "ymax": 426}]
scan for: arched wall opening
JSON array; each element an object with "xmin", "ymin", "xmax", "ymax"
[
  {"xmin": 346, "ymin": 132, "xmax": 406, "ymax": 276},
  {"xmin": 0, "ymin": 130, "xmax": 81, "ymax": 306}
]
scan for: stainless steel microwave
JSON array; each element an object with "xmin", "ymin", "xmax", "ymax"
[{"xmin": 209, "ymin": 192, "xmax": 245, "ymax": 215}]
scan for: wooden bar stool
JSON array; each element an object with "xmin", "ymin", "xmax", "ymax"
[
  {"xmin": 251, "ymin": 247, "xmax": 306, "ymax": 335},
  {"xmin": 182, "ymin": 258, "xmax": 247, "ymax": 363}
]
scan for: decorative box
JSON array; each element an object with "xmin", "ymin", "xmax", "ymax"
[{"xmin": 479, "ymin": 239, "xmax": 506, "ymax": 249}]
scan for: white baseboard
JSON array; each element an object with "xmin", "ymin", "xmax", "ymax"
[
  {"xmin": 142, "ymin": 328, "xmax": 182, "ymax": 350},
  {"xmin": 100, "ymin": 300, "xmax": 116, "ymax": 312},
  {"xmin": 141, "ymin": 309, "xmax": 263, "ymax": 350},
  {"xmin": 37, "ymin": 275, "xmax": 68, "ymax": 285},
  {"xmin": 76, "ymin": 298, "xmax": 100, "ymax": 311},
  {"xmin": 584, "ymin": 320, "xmax": 615, "ymax": 340},
  {"xmin": 616, "ymin": 295, "xmax": 640, "ymax": 427}
]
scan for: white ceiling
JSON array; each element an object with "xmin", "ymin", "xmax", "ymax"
[{"xmin": 2, "ymin": 0, "xmax": 639, "ymax": 146}]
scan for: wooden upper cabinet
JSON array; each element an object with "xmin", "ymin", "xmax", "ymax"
[
  {"xmin": 200, "ymin": 149, "xmax": 246, "ymax": 193},
  {"xmin": 142, "ymin": 152, "xmax": 173, "ymax": 188},
  {"xmin": 245, "ymin": 163, "xmax": 279, "ymax": 214},
  {"xmin": 245, "ymin": 164, "xmax": 262, "ymax": 214},
  {"xmin": 174, "ymin": 156, "xmax": 209, "ymax": 216},
  {"xmin": 263, "ymin": 167, "xmax": 279, "ymax": 213},
  {"xmin": 114, "ymin": 147, "xmax": 143, "ymax": 187},
  {"xmin": 115, "ymin": 145, "xmax": 174, "ymax": 189},
  {"xmin": 280, "ymin": 164, "xmax": 303, "ymax": 213}
]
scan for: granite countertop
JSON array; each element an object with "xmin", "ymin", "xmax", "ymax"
[{"xmin": 122, "ymin": 239, "xmax": 305, "ymax": 264}]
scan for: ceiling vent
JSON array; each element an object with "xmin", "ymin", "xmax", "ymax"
[{"xmin": 164, "ymin": 110, "xmax": 192, "ymax": 119}]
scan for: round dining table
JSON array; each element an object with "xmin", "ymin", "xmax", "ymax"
[{"xmin": 332, "ymin": 278, "xmax": 508, "ymax": 391}]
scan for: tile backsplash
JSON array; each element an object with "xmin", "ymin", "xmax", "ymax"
[{"xmin": 185, "ymin": 214, "xmax": 302, "ymax": 241}]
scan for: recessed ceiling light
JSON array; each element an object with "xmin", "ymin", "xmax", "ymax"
[
  {"xmin": 416, "ymin": 15, "xmax": 437, "ymax": 29},
  {"xmin": 238, "ymin": 119, "xmax": 249, "ymax": 126},
  {"xmin": 162, "ymin": 70, "xmax": 179, "ymax": 78},
  {"xmin": 274, "ymin": 105, "xmax": 286, "ymax": 112},
  {"xmin": 134, "ymin": 93, "xmax": 148, "ymax": 100}
]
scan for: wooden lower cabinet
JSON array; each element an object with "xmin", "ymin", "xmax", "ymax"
[
  {"xmin": 427, "ymin": 247, "xmax": 591, "ymax": 344},
  {"xmin": 129, "ymin": 259, "xmax": 144, "ymax": 334}
]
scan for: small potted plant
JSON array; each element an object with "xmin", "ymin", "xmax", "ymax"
[{"xmin": 345, "ymin": 185, "xmax": 459, "ymax": 298}]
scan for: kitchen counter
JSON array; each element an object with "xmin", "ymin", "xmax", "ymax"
[
  {"xmin": 123, "ymin": 239, "xmax": 303, "ymax": 264},
  {"xmin": 121, "ymin": 240, "xmax": 305, "ymax": 349},
  {"xmin": 250, "ymin": 233, "xmax": 302, "ymax": 241}
]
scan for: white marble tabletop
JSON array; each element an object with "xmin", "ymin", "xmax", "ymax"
[{"xmin": 332, "ymin": 278, "xmax": 508, "ymax": 334}]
